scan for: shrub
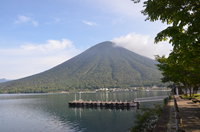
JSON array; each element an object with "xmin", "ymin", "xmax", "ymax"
[{"xmin": 131, "ymin": 104, "xmax": 163, "ymax": 132}]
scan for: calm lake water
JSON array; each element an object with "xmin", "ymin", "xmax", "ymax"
[{"xmin": 0, "ymin": 91, "xmax": 169, "ymax": 132}]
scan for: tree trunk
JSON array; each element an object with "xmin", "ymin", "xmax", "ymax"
[
  {"xmin": 185, "ymin": 87, "xmax": 188, "ymax": 95},
  {"xmin": 189, "ymin": 87, "xmax": 192, "ymax": 97},
  {"xmin": 193, "ymin": 86, "xmax": 198, "ymax": 94}
]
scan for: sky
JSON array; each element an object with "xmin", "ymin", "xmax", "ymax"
[{"xmin": 0, "ymin": 0, "xmax": 172, "ymax": 79}]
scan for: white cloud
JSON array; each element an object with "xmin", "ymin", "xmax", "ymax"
[
  {"xmin": 112, "ymin": 33, "xmax": 173, "ymax": 59},
  {"xmin": 0, "ymin": 39, "xmax": 80, "ymax": 79},
  {"xmin": 15, "ymin": 15, "xmax": 31, "ymax": 23},
  {"xmin": 15, "ymin": 15, "xmax": 39, "ymax": 27},
  {"xmin": 21, "ymin": 39, "xmax": 73, "ymax": 52},
  {"xmin": 82, "ymin": 20, "xmax": 97, "ymax": 26}
]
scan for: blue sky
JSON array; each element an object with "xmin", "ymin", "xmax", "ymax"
[{"xmin": 0, "ymin": 0, "xmax": 172, "ymax": 79}]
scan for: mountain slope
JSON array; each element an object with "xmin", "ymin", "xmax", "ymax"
[
  {"xmin": 0, "ymin": 41, "xmax": 162, "ymax": 93},
  {"xmin": 0, "ymin": 78, "xmax": 9, "ymax": 83}
]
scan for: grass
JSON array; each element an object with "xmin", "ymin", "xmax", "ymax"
[{"xmin": 180, "ymin": 94, "xmax": 200, "ymax": 100}]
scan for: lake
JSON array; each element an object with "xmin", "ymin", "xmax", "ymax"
[{"xmin": 0, "ymin": 91, "xmax": 169, "ymax": 132}]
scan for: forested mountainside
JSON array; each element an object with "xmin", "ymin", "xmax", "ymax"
[{"xmin": 0, "ymin": 41, "xmax": 162, "ymax": 93}]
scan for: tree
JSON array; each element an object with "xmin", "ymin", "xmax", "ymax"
[
  {"xmin": 133, "ymin": 0, "xmax": 200, "ymax": 47},
  {"xmin": 133, "ymin": 0, "xmax": 200, "ymax": 96}
]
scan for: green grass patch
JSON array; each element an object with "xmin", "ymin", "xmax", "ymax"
[{"xmin": 180, "ymin": 94, "xmax": 200, "ymax": 100}]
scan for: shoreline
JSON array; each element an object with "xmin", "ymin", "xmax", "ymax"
[{"xmin": 0, "ymin": 87, "xmax": 171, "ymax": 94}]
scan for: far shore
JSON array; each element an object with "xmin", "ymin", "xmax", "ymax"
[{"xmin": 0, "ymin": 87, "xmax": 171, "ymax": 94}]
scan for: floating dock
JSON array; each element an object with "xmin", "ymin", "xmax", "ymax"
[{"xmin": 68, "ymin": 100, "xmax": 140, "ymax": 109}]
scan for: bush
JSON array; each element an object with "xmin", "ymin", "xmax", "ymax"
[{"xmin": 131, "ymin": 104, "xmax": 163, "ymax": 132}]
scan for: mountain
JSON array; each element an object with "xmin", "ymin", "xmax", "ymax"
[
  {"xmin": 0, "ymin": 78, "xmax": 9, "ymax": 83},
  {"xmin": 0, "ymin": 41, "xmax": 162, "ymax": 93}
]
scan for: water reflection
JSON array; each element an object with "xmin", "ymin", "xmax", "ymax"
[{"xmin": 0, "ymin": 91, "xmax": 169, "ymax": 132}]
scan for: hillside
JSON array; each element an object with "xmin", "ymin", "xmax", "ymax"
[
  {"xmin": 0, "ymin": 78, "xmax": 9, "ymax": 83},
  {"xmin": 0, "ymin": 41, "xmax": 162, "ymax": 93}
]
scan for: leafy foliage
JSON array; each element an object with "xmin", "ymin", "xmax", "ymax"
[
  {"xmin": 131, "ymin": 104, "xmax": 163, "ymax": 132},
  {"xmin": 0, "ymin": 41, "xmax": 163, "ymax": 93},
  {"xmin": 132, "ymin": 0, "xmax": 200, "ymax": 96},
  {"xmin": 180, "ymin": 94, "xmax": 200, "ymax": 100}
]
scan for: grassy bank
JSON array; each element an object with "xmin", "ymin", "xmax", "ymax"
[{"xmin": 180, "ymin": 94, "xmax": 200, "ymax": 100}]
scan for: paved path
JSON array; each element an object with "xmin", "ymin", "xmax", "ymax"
[
  {"xmin": 154, "ymin": 99, "xmax": 176, "ymax": 132},
  {"xmin": 154, "ymin": 96, "xmax": 200, "ymax": 132},
  {"xmin": 167, "ymin": 100, "xmax": 176, "ymax": 132},
  {"xmin": 176, "ymin": 96, "xmax": 200, "ymax": 132}
]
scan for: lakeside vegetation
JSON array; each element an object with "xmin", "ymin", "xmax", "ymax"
[
  {"xmin": 133, "ymin": 0, "xmax": 200, "ymax": 96},
  {"xmin": 180, "ymin": 94, "xmax": 200, "ymax": 100},
  {"xmin": 130, "ymin": 96, "xmax": 170, "ymax": 132},
  {"xmin": 131, "ymin": 0, "xmax": 199, "ymax": 131},
  {"xmin": 131, "ymin": 105, "xmax": 163, "ymax": 132}
]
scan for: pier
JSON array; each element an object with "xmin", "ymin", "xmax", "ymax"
[
  {"xmin": 134, "ymin": 95, "xmax": 168, "ymax": 102},
  {"xmin": 68, "ymin": 100, "xmax": 140, "ymax": 109},
  {"xmin": 68, "ymin": 95, "xmax": 168, "ymax": 110}
]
